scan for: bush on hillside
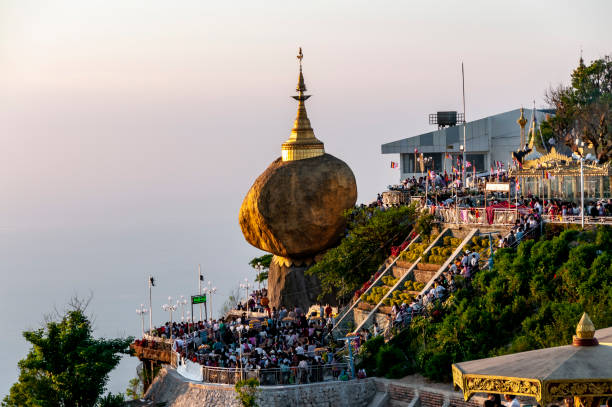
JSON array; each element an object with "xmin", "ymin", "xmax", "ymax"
[{"xmin": 358, "ymin": 227, "xmax": 612, "ymax": 382}]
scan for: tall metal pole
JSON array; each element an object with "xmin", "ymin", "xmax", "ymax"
[
  {"xmin": 462, "ymin": 62, "xmax": 467, "ymax": 188},
  {"xmin": 198, "ymin": 264, "xmax": 202, "ymax": 322},
  {"xmin": 580, "ymin": 158, "xmax": 584, "ymax": 228},
  {"xmin": 148, "ymin": 276, "xmax": 153, "ymax": 336}
]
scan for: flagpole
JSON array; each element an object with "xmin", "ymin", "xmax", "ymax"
[
  {"xmin": 462, "ymin": 62, "xmax": 467, "ymax": 189},
  {"xmin": 148, "ymin": 276, "xmax": 153, "ymax": 336},
  {"xmin": 198, "ymin": 264, "xmax": 202, "ymax": 322}
]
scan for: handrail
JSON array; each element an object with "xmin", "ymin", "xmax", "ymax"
[
  {"xmin": 177, "ymin": 360, "xmax": 351, "ymax": 385},
  {"xmin": 330, "ymin": 231, "xmax": 421, "ymax": 337},
  {"xmin": 353, "ymin": 228, "xmax": 451, "ymax": 333}
]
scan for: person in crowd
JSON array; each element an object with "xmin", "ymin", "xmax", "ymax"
[{"xmin": 503, "ymin": 394, "xmax": 520, "ymax": 407}]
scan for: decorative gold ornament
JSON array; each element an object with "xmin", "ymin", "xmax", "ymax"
[
  {"xmin": 576, "ymin": 313, "xmax": 596, "ymax": 339},
  {"xmin": 281, "ymin": 48, "xmax": 325, "ymax": 162}
]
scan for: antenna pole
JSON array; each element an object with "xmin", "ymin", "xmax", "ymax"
[{"xmin": 462, "ymin": 62, "xmax": 467, "ymax": 187}]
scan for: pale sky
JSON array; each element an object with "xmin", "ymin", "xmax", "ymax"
[{"xmin": 1, "ymin": 0, "xmax": 610, "ymax": 397}]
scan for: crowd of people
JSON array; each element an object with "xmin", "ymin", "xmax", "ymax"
[{"xmin": 142, "ymin": 290, "xmax": 351, "ymax": 385}]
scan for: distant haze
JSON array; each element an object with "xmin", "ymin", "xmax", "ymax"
[{"xmin": 1, "ymin": 0, "xmax": 610, "ymax": 397}]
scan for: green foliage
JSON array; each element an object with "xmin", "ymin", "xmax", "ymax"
[
  {"xmin": 249, "ymin": 254, "xmax": 273, "ymax": 269},
  {"xmin": 306, "ymin": 205, "xmax": 417, "ymax": 300},
  {"xmin": 545, "ymin": 55, "xmax": 612, "ymax": 163},
  {"xmin": 358, "ymin": 227, "xmax": 612, "ymax": 382},
  {"xmin": 235, "ymin": 378, "xmax": 260, "ymax": 407},
  {"xmin": 416, "ymin": 213, "xmax": 435, "ymax": 236},
  {"xmin": 2, "ymin": 297, "xmax": 133, "ymax": 407},
  {"xmin": 96, "ymin": 393, "xmax": 126, "ymax": 407}
]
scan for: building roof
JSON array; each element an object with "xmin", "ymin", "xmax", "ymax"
[{"xmin": 381, "ymin": 108, "xmax": 554, "ymax": 155}]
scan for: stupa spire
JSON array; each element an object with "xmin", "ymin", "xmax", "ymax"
[{"xmin": 281, "ymin": 48, "xmax": 325, "ymax": 162}]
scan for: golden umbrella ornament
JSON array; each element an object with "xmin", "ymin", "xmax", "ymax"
[{"xmin": 452, "ymin": 314, "xmax": 612, "ymax": 407}]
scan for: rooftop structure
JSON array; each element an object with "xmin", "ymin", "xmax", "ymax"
[{"xmin": 381, "ymin": 108, "xmax": 551, "ymax": 179}]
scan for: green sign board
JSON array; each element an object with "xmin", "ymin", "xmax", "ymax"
[{"xmin": 191, "ymin": 294, "xmax": 207, "ymax": 304}]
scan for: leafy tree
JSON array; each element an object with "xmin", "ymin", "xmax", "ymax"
[
  {"xmin": 235, "ymin": 378, "xmax": 259, "ymax": 407},
  {"xmin": 249, "ymin": 254, "xmax": 273, "ymax": 283},
  {"xmin": 358, "ymin": 227, "xmax": 612, "ymax": 382},
  {"xmin": 545, "ymin": 55, "xmax": 612, "ymax": 163},
  {"xmin": 248, "ymin": 254, "xmax": 273, "ymax": 269},
  {"xmin": 2, "ymin": 297, "xmax": 133, "ymax": 407},
  {"xmin": 306, "ymin": 205, "xmax": 417, "ymax": 300}
]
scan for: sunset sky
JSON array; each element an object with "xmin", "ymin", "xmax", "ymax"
[{"xmin": 1, "ymin": 0, "xmax": 610, "ymax": 396}]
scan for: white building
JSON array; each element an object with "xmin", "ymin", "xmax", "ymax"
[{"xmin": 381, "ymin": 108, "xmax": 551, "ymax": 180}]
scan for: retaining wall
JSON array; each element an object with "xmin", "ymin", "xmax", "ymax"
[{"xmin": 146, "ymin": 368, "xmax": 377, "ymax": 407}]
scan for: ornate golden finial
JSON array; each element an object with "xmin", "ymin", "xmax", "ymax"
[
  {"xmin": 281, "ymin": 48, "xmax": 325, "ymax": 162},
  {"xmin": 517, "ymin": 107, "xmax": 527, "ymax": 128},
  {"xmin": 517, "ymin": 107, "xmax": 527, "ymax": 148},
  {"xmin": 573, "ymin": 313, "xmax": 598, "ymax": 346}
]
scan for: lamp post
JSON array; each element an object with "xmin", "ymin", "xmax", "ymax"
[
  {"xmin": 161, "ymin": 297, "xmax": 178, "ymax": 338},
  {"xmin": 179, "ymin": 296, "xmax": 188, "ymax": 322},
  {"xmin": 206, "ymin": 281, "xmax": 217, "ymax": 321},
  {"xmin": 240, "ymin": 278, "xmax": 252, "ymax": 315},
  {"xmin": 136, "ymin": 304, "xmax": 148, "ymax": 337},
  {"xmin": 255, "ymin": 262, "xmax": 264, "ymax": 291},
  {"xmin": 575, "ymin": 137, "xmax": 586, "ymax": 228},
  {"xmin": 459, "ymin": 145, "xmax": 465, "ymax": 188}
]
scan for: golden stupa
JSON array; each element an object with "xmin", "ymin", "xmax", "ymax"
[
  {"xmin": 280, "ymin": 48, "xmax": 326, "ymax": 162},
  {"xmin": 239, "ymin": 48, "xmax": 357, "ymax": 266}
]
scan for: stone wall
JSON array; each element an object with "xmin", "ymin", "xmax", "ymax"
[{"xmin": 146, "ymin": 368, "xmax": 377, "ymax": 407}]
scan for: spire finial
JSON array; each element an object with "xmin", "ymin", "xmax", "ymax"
[
  {"xmin": 295, "ymin": 47, "xmax": 307, "ymax": 95},
  {"xmin": 573, "ymin": 312, "xmax": 598, "ymax": 346},
  {"xmin": 297, "ymin": 47, "xmax": 303, "ymax": 70},
  {"xmin": 281, "ymin": 48, "xmax": 324, "ymax": 161}
]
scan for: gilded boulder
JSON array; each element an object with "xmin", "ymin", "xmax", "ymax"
[{"xmin": 239, "ymin": 153, "xmax": 357, "ymax": 259}]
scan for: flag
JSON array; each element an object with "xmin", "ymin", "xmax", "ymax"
[
  {"xmin": 490, "ymin": 166, "xmax": 494, "ymax": 174},
  {"xmin": 465, "ymin": 161, "xmax": 472, "ymax": 168},
  {"xmin": 516, "ymin": 178, "xmax": 520, "ymax": 191},
  {"xmin": 414, "ymin": 148, "xmax": 418, "ymax": 154},
  {"xmin": 390, "ymin": 161, "xmax": 399, "ymax": 169}
]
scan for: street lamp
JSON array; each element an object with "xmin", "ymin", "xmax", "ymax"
[
  {"xmin": 205, "ymin": 281, "xmax": 218, "ymax": 321},
  {"xmin": 240, "ymin": 278, "xmax": 252, "ymax": 314},
  {"xmin": 575, "ymin": 137, "xmax": 586, "ymax": 228},
  {"xmin": 179, "ymin": 296, "xmax": 188, "ymax": 322},
  {"xmin": 161, "ymin": 296, "xmax": 178, "ymax": 338},
  {"xmin": 255, "ymin": 262, "xmax": 264, "ymax": 290},
  {"xmin": 459, "ymin": 145, "xmax": 465, "ymax": 187},
  {"xmin": 136, "ymin": 304, "xmax": 148, "ymax": 337}
]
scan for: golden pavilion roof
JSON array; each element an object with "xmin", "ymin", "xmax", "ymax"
[{"xmin": 281, "ymin": 48, "xmax": 325, "ymax": 162}]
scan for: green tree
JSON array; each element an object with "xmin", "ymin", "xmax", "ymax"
[
  {"xmin": 306, "ymin": 205, "xmax": 417, "ymax": 300},
  {"xmin": 358, "ymin": 227, "xmax": 612, "ymax": 382},
  {"xmin": 249, "ymin": 254, "xmax": 273, "ymax": 284},
  {"xmin": 545, "ymin": 55, "xmax": 612, "ymax": 163},
  {"xmin": 235, "ymin": 378, "xmax": 259, "ymax": 407},
  {"xmin": 2, "ymin": 297, "xmax": 133, "ymax": 407}
]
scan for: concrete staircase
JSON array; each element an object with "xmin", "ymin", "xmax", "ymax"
[
  {"xmin": 353, "ymin": 228, "xmax": 478, "ymax": 334},
  {"xmin": 330, "ymin": 230, "xmax": 421, "ymax": 339}
]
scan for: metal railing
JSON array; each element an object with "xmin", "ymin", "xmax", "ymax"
[
  {"xmin": 197, "ymin": 363, "xmax": 350, "ymax": 386},
  {"xmin": 435, "ymin": 207, "xmax": 519, "ymax": 226},
  {"xmin": 542, "ymin": 214, "xmax": 612, "ymax": 225}
]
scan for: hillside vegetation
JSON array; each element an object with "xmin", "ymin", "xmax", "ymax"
[{"xmin": 358, "ymin": 227, "xmax": 612, "ymax": 381}]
